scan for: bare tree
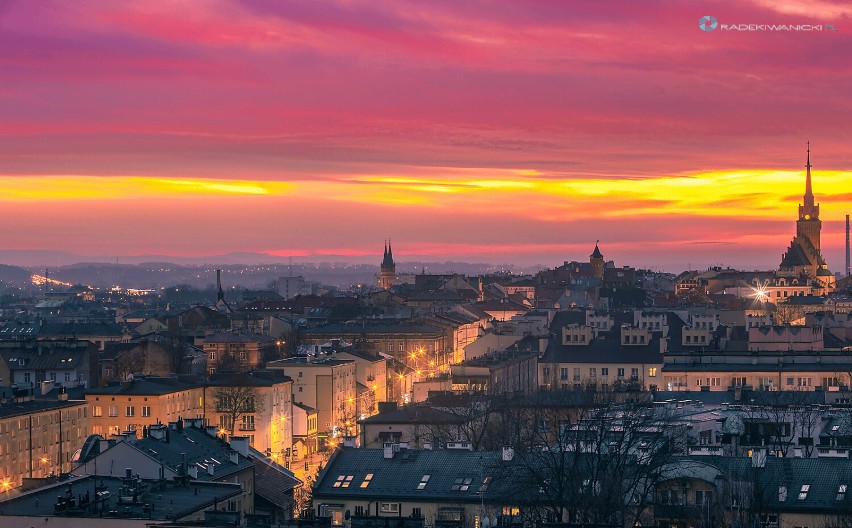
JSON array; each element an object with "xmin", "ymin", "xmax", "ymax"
[
  {"xmin": 210, "ymin": 385, "xmax": 265, "ymax": 436},
  {"xmin": 489, "ymin": 390, "xmax": 687, "ymax": 527}
]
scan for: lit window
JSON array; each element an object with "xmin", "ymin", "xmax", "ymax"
[{"xmin": 360, "ymin": 473, "xmax": 374, "ymax": 488}]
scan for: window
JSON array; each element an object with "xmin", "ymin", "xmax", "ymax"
[
  {"xmin": 24, "ymin": 373, "xmax": 31, "ymax": 383},
  {"xmin": 560, "ymin": 368, "xmax": 568, "ymax": 380},
  {"xmin": 589, "ymin": 368, "xmax": 596, "ymax": 378},
  {"xmin": 573, "ymin": 368, "xmax": 581, "ymax": 381},
  {"xmin": 50, "ymin": 372, "xmax": 57, "ymax": 381},
  {"xmin": 480, "ymin": 476, "xmax": 492, "ymax": 492},
  {"xmin": 141, "ymin": 406, "xmax": 151, "ymax": 417},
  {"xmin": 837, "ymin": 484, "xmax": 847, "ymax": 501},
  {"xmin": 354, "ymin": 506, "xmax": 365, "ymax": 516},
  {"xmin": 360, "ymin": 473, "xmax": 374, "ymax": 488},
  {"xmin": 631, "ymin": 368, "xmax": 639, "ymax": 379},
  {"xmin": 125, "ymin": 406, "xmax": 135, "ymax": 417},
  {"xmin": 299, "ymin": 387, "xmax": 303, "ymax": 392},
  {"xmin": 209, "ymin": 351, "xmax": 216, "ymax": 361},
  {"xmin": 451, "ymin": 477, "xmax": 472, "ymax": 491},
  {"xmin": 64, "ymin": 372, "xmax": 71, "ymax": 382},
  {"xmin": 387, "ymin": 343, "xmax": 393, "ymax": 352},
  {"xmin": 601, "ymin": 368, "xmax": 608, "ymax": 376},
  {"xmin": 798, "ymin": 484, "xmax": 810, "ymax": 500},
  {"xmin": 648, "ymin": 367, "xmax": 657, "ymax": 377},
  {"xmin": 417, "ymin": 474, "xmax": 430, "ymax": 490},
  {"xmin": 333, "ymin": 475, "xmax": 354, "ymax": 488},
  {"xmin": 108, "ymin": 406, "xmax": 118, "ymax": 417},
  {"xmin": 380, "ymin": 503, "xmax": 400, "ymax": 514},
  {"xmin": 617, "ymin": 368, "xmax": 625, "ymax": 378},
  {"xmin": 92, "ymin": 406, "xmax": 102, "ymax": 417},
  {"xmin": 399, "ymin": 343, "xmax": 404, "ymax": 352},
  {"xmin": 543, "ymin": 367, "xmax": 550, "ymax": 378},
  {"xmin": 412, "ymin": 507, "xmax": 422, "ymax": 518}
]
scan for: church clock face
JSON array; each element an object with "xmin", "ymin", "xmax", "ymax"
[{"xmin": 804, "ymin": 215, "xmax": 810, "ymax": 220}]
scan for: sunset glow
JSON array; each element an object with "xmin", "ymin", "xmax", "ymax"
[{"xmin": 1, "ymin": 1, "xmax": 850, "ymax": 270}]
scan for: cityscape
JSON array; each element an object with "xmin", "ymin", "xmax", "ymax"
[{"xmin": 2, "ymin": 2, "xmax": 852, "ymax": 528}]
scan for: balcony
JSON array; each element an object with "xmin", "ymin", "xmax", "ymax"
[{"xmin": 239, "ymin": 424, "xmax": 256, "ymax": 431}]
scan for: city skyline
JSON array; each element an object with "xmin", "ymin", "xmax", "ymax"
[{"xmin": 1, "ymin": 1, "xmax": 852, "ymax": 272}]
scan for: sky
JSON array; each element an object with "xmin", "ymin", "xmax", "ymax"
[{"xmin": 1, "ymin": 0, "xmax": 851, "ymax": 272}]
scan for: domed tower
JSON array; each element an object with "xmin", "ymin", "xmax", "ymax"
[
  {"xmin": 379, "ymin": 239, "xmax": 397, "ymax": 289},
  {"xmin": 590, "ymin": 241, "xmax": 605, "ymax": 279}
]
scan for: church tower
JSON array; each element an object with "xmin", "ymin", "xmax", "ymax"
[
  {"xmin": 590, "ymin": 241, "xmax": 605, "ymax": 279},
  {"xmin": 379, "ymin": 239, "xmax": 397, "ymax": 289},
  {"xmin": 780, "ymin": 144, "xmax": 834, "ymax": 294},
  {"xmin": 796, "ymin": 143, "xmax": 822, "ymax": 252}
]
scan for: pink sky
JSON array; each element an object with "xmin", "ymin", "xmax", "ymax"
[{"xmin": 1, "ymin": 1, "xmax": 851, "ymax": 272}]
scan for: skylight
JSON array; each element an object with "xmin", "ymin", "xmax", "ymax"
[
  {"xmin": 799, "ymin": 484, "xmax": 810, "ymax": 500},
  {"xmin": 417, "ymin": 474, "xmax": 430, "ymax": 490}
]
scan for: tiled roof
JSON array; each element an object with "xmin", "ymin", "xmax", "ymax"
[{"xmin": 314, "ymin": 448, "xmax": 504, "ymax": 502}]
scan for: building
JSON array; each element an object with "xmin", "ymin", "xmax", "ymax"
[
  {"xmin": 779, "ymin": 146, "xmax": 835, "ymax": 294},
  {"xmin": 84, "ymin": 376, "xmax": 203, "ymax": 438},
  {"xmin": 205, "ymin": 370, "xmax": 294, "ymax": 457},
  {"xmin": 0, "ymin": 473, "xmax": 245, "ymax": 527},
  {"xmin": 203, "ymin": 332, "xmax": 278, "ymax": 374},
  {"xmin": 267, "ymin": 356, "xmax": 357, "ymax": 443},
  {"xmin": 379, "ymin": 239, "xmax": 397, "ymax": 290},
  {"xmin": 278, "ymin": 275, "xmax": 308, "ymax": 300},
  {"xmin": 0, "ymin": 389, "xmax": 88, "ymax": 490},
  {"xmin": 313, "ymin": 447, "xmax": 507, "ymax": 527},
  {"xmin": 0, "ymin": 338, "xmax": 99, "ymax": 389}
]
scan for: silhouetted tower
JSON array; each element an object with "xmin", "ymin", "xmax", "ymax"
[
  {"xmin": 216, "ymin": 269, "xmax": 225, "ymax": 302},
  {"xmin": 378, "ymin": 239, "xmax": 397, "ymax": 289},
  {"xmin": 797, "ymin": 142, "xmax": 822, "ymax": 252},
  {"xmin": 590, "ymin": 241, "xmax": 605, "ymax": 279}
]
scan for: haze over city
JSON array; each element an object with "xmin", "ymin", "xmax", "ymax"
[{"xmin": 1, "ymin": 1, "xmax": 851, "ymax": 272}]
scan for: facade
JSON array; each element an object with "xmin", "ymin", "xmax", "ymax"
[
  {"xmin": 267, "ymin": 356, "xmax": 357, "ymax": 441},
  {"xmin": 84, "ymin": 376, "xmax": 203, "ymax": 438},
  {"xmin": 0, "ymin": 392, "xmax": 88, "ymax": 489},
  {"xmin": 203, "ymin": 332, "xmax": 278, "ymax": 374},
  {"xmin": 335, "ymin": 348, "xmax": 389, "ymax": 416},
  {"xmin": 205, "ymin": 370, "xmax": 294, "ymax": 457}
]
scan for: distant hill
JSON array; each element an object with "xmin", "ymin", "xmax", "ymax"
[{"xmin": 0, "ymin": 264, "xmax": 32, "ymax": 284}]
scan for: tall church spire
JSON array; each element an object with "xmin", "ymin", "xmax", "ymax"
[{"xmin": 804, "ymin": 141, "xmax": 814, "ymax": 208}]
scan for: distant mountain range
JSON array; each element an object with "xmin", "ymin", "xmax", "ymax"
[{"xmin": 0, "ymin": 250, "xmax": 540, "ymax": 290}]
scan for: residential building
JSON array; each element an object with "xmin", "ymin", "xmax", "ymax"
[
  {"xmin": 84, "ymin": 376, "xmax": 203, "ymax": 438},
  {"xmin": 0, "ymin": 389, "xmax": 88, "ymax": 490},
  {"xmin": 267, "ymin": 356, "xmax": 357, "ymax": 443}
]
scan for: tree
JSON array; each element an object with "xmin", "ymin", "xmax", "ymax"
[
  {"xmin": 489, "ymin": 390, "xmax": 688, "ymax": 527},
  {"xmin": 210, "ymin": 385, "xmax": 265, "ymax": 437}
]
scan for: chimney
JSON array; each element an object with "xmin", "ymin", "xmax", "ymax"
[
  {"xmin": 383, "ymin": 442, "xmax": 397, "ymax": 459},
  {"xmin": 846, "ymin": 214, "xmax": 850, "ymax": 277},
  {"xmin": 188, "ymin": 464, "xmax": 199, "ymax": 479},
  {"xmin": 378, "ymin": 401, "xmax": 397, "ymax": 415},
  {"xmin": 207, "ymin": 463, "xmax": 215, "ymax": 476},
  {"xmin": 229, "ymin": 436, "xmax": 250, "ymax": 457},
  {"xmin": 229, "ymin": 451, "xmax": 240, "ymax": 465},
  {"xmin": 502, "ymin": 446, "xmax": 514, "ymax": 461},
  {"xmin": 752, "ymin": 448, "xmax": 767, "ymax": 468},
  {"xmin": 149, "ymin": 424, "xmax": 167, "ymax": 441}
]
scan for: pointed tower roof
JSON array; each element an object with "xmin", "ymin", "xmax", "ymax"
[
  {"xmin": 804, "ymin": 141, "xmax": 814, "ymax": 204},
  {"xmin": 590, "ymin": 241, "xmax": 603, "ymax": 259},
  {"xmin": 381, "ymin": 239, "xmax": 395, "ymax": 269}
]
